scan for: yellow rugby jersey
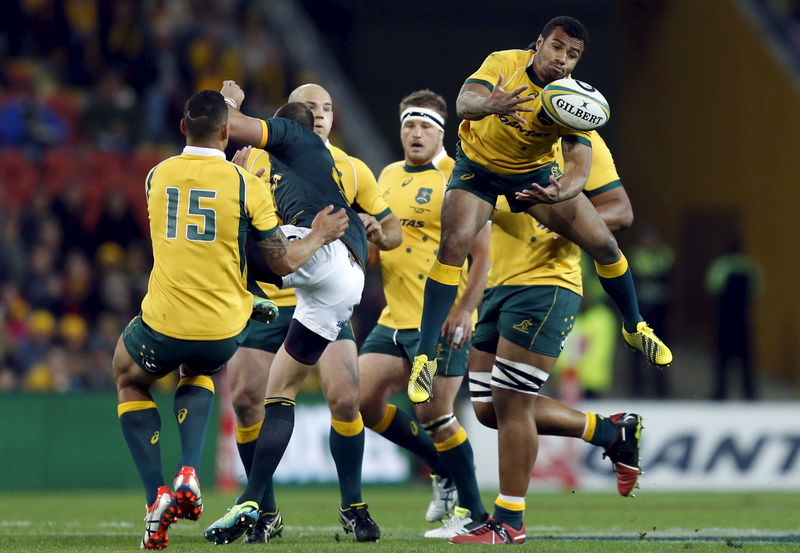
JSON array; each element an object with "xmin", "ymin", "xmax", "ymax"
[
  {"xmin": 376, "ymin": 152, "xmax": 470, "ymax": 329},
  {"xmin": 460, "ymin": 49, "xmax": 591, "ymax": 175},
  {"xmin": 141, "ymin": 147, "xmax": 279, "ymax": 340},
  {"xmin": 487, "ymin": 132, "xmax": 621, "ymax": 294},
  {"xmin": 245, "ymin": 142, "xmax": 392, "ymax": 307}
]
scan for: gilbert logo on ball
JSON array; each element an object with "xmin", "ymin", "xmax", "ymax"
[{"xmin": 541, "ymin": 78, "xmax": 610, "ymax": 131}]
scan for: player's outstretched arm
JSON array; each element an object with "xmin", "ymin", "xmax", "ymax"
[
  {"xmin": 255, "ymin": 206, "xmax": 348, "ymax": 275},
  {"xmin": 515, "ymin": 141, "xmax": 592, "ymax": 205},
  {"xmin": 221, "ymin": 80, "xmax": 265, "ymax": 146},
  {"xmin": 456, "ymin": 73, "xmax": 535, "ymax": 124},
  {"xmin": 589, "ymin": 185, "xmax": 633, "ymax": 231}
]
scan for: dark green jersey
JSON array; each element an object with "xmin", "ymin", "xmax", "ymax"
[{"xmin": 265, "ymin": 118, "xmax": 367, "ymax": 267}]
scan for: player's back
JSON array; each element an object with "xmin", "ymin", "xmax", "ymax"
[
  {"xmin": 265, "ymin": 118, "xmax": 368, "ymax": 267},
  {"xmin": 142, "ymin": 151, "xmax": 265, "ymax": 341}
]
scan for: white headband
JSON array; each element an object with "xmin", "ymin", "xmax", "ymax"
[{"xmin": 400, "ymin": 107, "xmax": 445, "ymax": 131}]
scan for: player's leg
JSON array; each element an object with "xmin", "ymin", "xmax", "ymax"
[
  {"xmin": 318, "ymin": 334, "xmax": 366, "ymax": 511},
  {"xmin": 527, "ymin": 196, "xmax": 672, "ymax": 367},
  {"xmin": 453, "ymin": 339, "xmax": 553, "ymax": 545},
  {"xmin": 410, "ymin": 188, "xmax": 495, "ymax": 403},
  {"xmin": 114, "ymin": 317, "xmax": 177, "ymax": 550},
  {"xmin": 417, "ymin": 372, "xmax": 488, "ymax": 539},
  {"xmin": 227, "ymin": 343, "xmax": 284, "ymax": 543},
  {"xmin": 359, "ymin": 337, "xmax": 456, "ymax": 523}
]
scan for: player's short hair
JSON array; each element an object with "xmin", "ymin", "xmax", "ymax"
[
  {"xmin": 274, "ymin": 102, "xmax": 314, "ymax": 130},
  {"xmin": 528, "ymin": 16, "xmax": 589, "ymax": 49},
  {"xmin": 399, "ymin": 90, "xmax": 447, "ymax": 122},
  {"xmin": 183, "ymin": 90, "xmax": 228, "ymax": 141}
]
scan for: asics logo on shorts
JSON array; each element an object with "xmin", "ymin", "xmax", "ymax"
[{"xmin": 459, "ymin": 173, "xmax": 475, "ymax": 181}]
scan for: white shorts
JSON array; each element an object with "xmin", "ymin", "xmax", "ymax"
[{"xmin": 280, "ymin": 225, "xmax": 365, "ymax": 341}]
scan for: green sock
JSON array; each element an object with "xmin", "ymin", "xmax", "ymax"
[
  {"xmin": 589, "ymin": 414, "xmax": 617, "ymax": 448},
  {"xmin": 493, "ymin": 504, "xmax": 524, "ymax": 530},
  {"xmin": 174, "ymin": 376, "xmax": 215, "ymax": 469},
  {"xmin": 436, "ymin": 428, "xmax": 487, "ymax": 518},
  {"xmin": 236, "ymin": 412, "xmax": 277, "ymax": 511},
  {"xmin": 119, "ymin": 401, "xmax": 164, "ymax": 505},
  {"xmin": 595, "ymin": 255, "xmax": 643, "ymax": 332},
  {"xmin": 330, "ymin": 416, "xmax": 365, "ymax": 507},
  {"xmin": 416, "ymin": 261, "xmax": 461, "ymax": 358},
  {"xmin": 371, "ymin": 405, "xmax": 452, "ymax": 480}
]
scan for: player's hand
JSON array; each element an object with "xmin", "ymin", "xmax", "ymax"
[
  {"xmin": 485, "ymin": 73, "xmax": 536, "ymax": 125},
  {"xmin": 358, "ymin": 213, "xmax": 386, "ymax": 244},
  {"xmin": 221, "ymin": 80, "xmax": 245, "ymax": 108},
  {"xmin": 311, "ymin": 205, "xmax": 349, "ymax": 244},
  {"xmin": 442, "ymin": 309, "xmax": 473, "ymax": 350},
  {"xmin": 231, "ymin": 146, "xmax": 266, "ymax": 177},
  {"xmin": 515, "ymin": 175, "xmax": 578, "ymax": 204}
]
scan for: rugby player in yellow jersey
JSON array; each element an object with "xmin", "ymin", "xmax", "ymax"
[
  {"xmin": 113, "ymin": 90, "xmax": 347, "ymax": 550},
  {"xmin": 451, "ymin": 132, "xmax": 641, "ymax": 544},
  {"xmin": 223, "ymin": 83, "xmax": 401, "ymax": 543},
  {"xmin": 356, "ymin": 90, "xmax": 491, "ymax": 536},
  {"xmin": 409, "ymin": 15, "xmax": 671, "ymax": 407}
]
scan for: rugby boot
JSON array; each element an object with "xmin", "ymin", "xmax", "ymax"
[
  {"xmin": 244, "ymin": 509, "xmax": 284, "ymax": 543},
  {"xmin": 425, "ymin": 474, "xmax": 457, "ymax": 522},
  {"xmin": 408, "ymin": 354, "xmax": 436, "ymax": 404},
  {"xmin": 622, "ymin": 322, "xmax": 672, "ymax": 367},
  {"xmin": 424, "ymin": 507, "xmax": 479, "ymax": 538},
  {"xmin": 338, "ymin": 503, "xmax": 380, "ymax": 542},
  {"xmin": 173, "ymin": 466, "xmax": 202, "ymax": 521},
  {"xmin": 449, "ymin": 517, "xmax": 526, "ymax": 544},
  {"xmin": 141, "ymin": 486, "xmax": 178, "ymax": 550},
  {"xmin": 251, "ymin": 297, "xmax": 279, "ymax": 324},
  {"xmin": 603, "ymin": 412, "xmax": 643, "ymax": 497},
  {"xmin": 203, "ymin": 501, "xmax": 259, "ymax": 545}
]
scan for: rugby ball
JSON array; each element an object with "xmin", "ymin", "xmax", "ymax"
[{"xmin": 541, "ymin": 78, "xmax": 610, "ymax": 131}]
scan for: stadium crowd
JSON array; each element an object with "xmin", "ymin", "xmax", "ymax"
[{"xmin": 0, "ymin": 1, "xmax": 305, "ymax": 392}]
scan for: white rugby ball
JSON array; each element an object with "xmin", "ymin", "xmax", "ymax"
[{"xmin": 541, "ymin": 78, "xmax": 610, "ymax": 131}]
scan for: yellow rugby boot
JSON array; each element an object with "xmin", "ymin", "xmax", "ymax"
[
  {"xmin": 622, "ymin": 322, "xmax": 672, "ymax": 367},
  {"xmin": 408, "ymin": 354, "xmax": 436, "ymax": 404}
]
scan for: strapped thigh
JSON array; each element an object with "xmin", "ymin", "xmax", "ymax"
[{"xmin": 490, "ymin": 356, "xmax": 549, "ymax": 395}]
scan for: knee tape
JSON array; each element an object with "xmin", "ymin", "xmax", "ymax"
[
  {"xmin": 421, "ymin": 413, "xmax": 457, "ymax": 435},
  {"xmin": 468, "ymin": 372, "xmax": 493, "ymax": 403},
  {"xmin": 490, "ymin": 356, "xmax": 549, "ymax": 395}
]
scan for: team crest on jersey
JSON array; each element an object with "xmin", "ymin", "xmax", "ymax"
[
  {"xmin": 415, "ymin": 187, "xmax": 433, "ymax": 204},
  {"xmin": 513, "ymin": 318, "xmax": 533, "ymax": 334},
  {"xmin": 270, "ymin": 173, "xmax": 283, "ymax": 194}
]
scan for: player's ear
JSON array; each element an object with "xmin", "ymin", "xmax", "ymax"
[
  {"xmin": 179, "ymin": 117, "xmax": 187, "ymax": 137},
  {"xmin": 535, "ymin": 34, "xmax": 544, "ymax": 50},
  {"xmin": 220, "ymin": 121, "xmax": 229, "ymax": 142}
]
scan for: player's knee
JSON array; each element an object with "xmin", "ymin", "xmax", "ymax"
[
  {"xmin": 438, "ymin": 229, "xmax": 472, "ymax": 265},
  {"xmin": 420, "ymin": 412, "xmax": 459, "ymax": 441},
  {"xmin": 327, "ymin": 389, "xmax": 359, "ymax": 421},
  {"xmin": 358, "ymin": 395, "xmax": 384, "ymax": 428},
  {"xmin": 593, "ymin": 235, "xmax": 621, "ymax": 266},
  {"xmin": 473, "ymin": 401, "xmax": 498, "ymax": 429}
]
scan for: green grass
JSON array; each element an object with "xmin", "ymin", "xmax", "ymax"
[{"xmin": 1, "ymin": 485, "xmax": 798, "ymax": 552}]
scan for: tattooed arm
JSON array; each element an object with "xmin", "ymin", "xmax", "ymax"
[{"xmin": 255, "ymin": 205, "xmax": 349, "ymax": 275}]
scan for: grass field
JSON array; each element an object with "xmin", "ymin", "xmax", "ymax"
[{"xmin": 1, "ymin": 485, "xmax": 798, "ymax": 552}]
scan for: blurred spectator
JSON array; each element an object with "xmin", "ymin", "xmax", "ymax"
[
  {"xmin": 18, "ymin": 189, "xmax": 53, "ymax": 250},
  {"xmin": 61, "ymin": 250, "xmax": 97, "ymax": 317},
  {"xmin": 51, "ymin": 182, "xmax": 90, "ymax": 253},
  {"xmin": 705, "ymin": 240, "xmax": 764, "ymax": 400},
  {"xmin": 0, "ymin": 213, "xmax": 26, "ymax": 283},
  {"xmin": 79, "ymin": 70, "xmax": 140, "ymax": 151},
  {"xmin": 15, "ymin": 309, "xmax": 57, "ymax": 375},
  {"xmin": 94, "ymin": 190, "xmax": 144, "ymax": 250},
  {"xmin": 23, "ymin": 244, "xmax": 63, "ymax": 312},
  {"xmin": 0, "ymin": 62, "xmax": 67, "ymax": 155},
  {"xmin": 628, "ymin": 225, "xmax": 674, "ymax": 398},
  {"xmin": 186, "ymin": 19, "xmax": 243, "ymax": 92}
]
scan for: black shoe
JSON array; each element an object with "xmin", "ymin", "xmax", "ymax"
[
  {"xmin": 244, "ymin": 510, "xmax": 284, "ymax": 544},
  {"xmin": 338, "ymin": 504, "xmax": 380, "ymax": 542},
  {"xmin": 603, "ymin": 413, "xmax": 643, "ymax": 497}
]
